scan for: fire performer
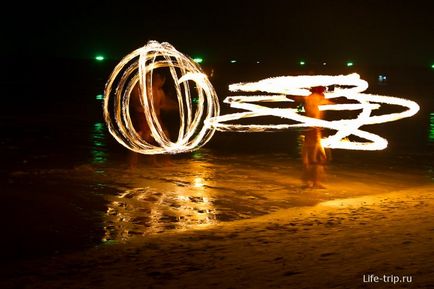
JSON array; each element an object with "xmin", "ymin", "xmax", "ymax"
[{"xmin": 301, "ymin": 86, "xmax": 332, "ymax": 188}]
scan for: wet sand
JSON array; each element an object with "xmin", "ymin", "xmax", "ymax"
[{"xmin": 2, "ymin": 154, "xmax": 433, "ymax": 288}]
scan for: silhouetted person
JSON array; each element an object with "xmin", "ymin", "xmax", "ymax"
[
  {"xmin": 301, "ymin": 86, "xmax": 332, "ymax": 188},
  {"xmin": 128, "ymin": 71, "xmax": 177, "ymax": 168}
]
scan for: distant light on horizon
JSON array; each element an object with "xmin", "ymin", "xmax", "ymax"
[
  {"xmin": 95, "ymin": 55, "xmax": 105, "ymax": 61},
  {"xmin": 431, "ymin": 63, "xmax": 434, "ymax": 69},
  {"xmin": 230, "ymin": 59, "xmax": 237, "ymax": 63},
  {"xmin": 346, "ymin": 61, "xmax": 354, "ymax": 67},
  {"xmin": 378, "ymin": 75, "xmax": 387, "ymax": 82},
  {"xmin": 193, "ymin": 57, "xmax": 203, "ymax": 64},
  {"xmin": 299, "ymin": 61, "xmax": 305, "ymax": 66},
  {"xmin": 96, "ymin": 94, "xmax": 104, "ymax": 100}
]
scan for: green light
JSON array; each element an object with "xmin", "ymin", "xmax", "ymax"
[
  {"xmin": 94, "ymin": 122, "xmax": 104, "ymax": 129},
  {"xmin": 299, "ymin": 61, "xmax": 305, "ymax": 66},
  {"xmin": 431, "ymin": 64, "xmax": 434, "ymax": 69},
  {"xmin": 296, "ymin": 104, "xmax": 305, "ymax": 113},
  {"xmin": 429, "ymin": 113, "xmax": 434, "ymax": 142},
  {"xmin": 95, "ymin": 55, "xmax": 105, "ymax": 61},
  {"xmin": 91, "ymin": 122, "xmax": 107, "ymax": 164},
  {"xmin": 230, "ymin": 59, "xmax": 237, "ymax": 63},
  {"xmin": 192, "ymin": 151, "xmax": 203, "ymax": 159},
  {"xmin": 96, "ymin": 94, "xmax": 104, "ymax": 100},
  {"xmin": 193, "ymin": 57, "xmax": 203, "ymax": 64},
  {"xmin": 346, "ymin": 61, "xmax": 354, "ymax": 67}
]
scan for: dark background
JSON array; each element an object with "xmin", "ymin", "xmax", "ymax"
[
  {"xmin": 0, "ymin": 0, "xmax": 433, "ymax": 261},
  {"xmin": 2, "ymin": 0, "xmax": 433, "ymax": 64}
]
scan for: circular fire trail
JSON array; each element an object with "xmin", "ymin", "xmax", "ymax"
[{"xmin": 104, "ymin": 41, "xmax": 220, "ymax": 154}]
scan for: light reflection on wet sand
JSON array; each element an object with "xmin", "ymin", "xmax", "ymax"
[
  {"xmin": 100, "ymin": 151, "xmax": 431, "ymax": 242},
  {"xmin": 104, "ymin": 187, "xmax": 216, "ymax": 241},
  {"xmin": 84, "ymin": 120, "xmax": 434, "ymax": 242},
  {"xmin": 104, "ymin": 160, "xmax": 217, "ymax": 240}
]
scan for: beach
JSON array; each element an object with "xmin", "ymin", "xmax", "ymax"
[
  {"xmin": 2, "ymin": 182, "xmax": 433, "ymax": 289},
  {"xmin": 1, "ymin": 149, "xmax": 433, "ymax": 288}
]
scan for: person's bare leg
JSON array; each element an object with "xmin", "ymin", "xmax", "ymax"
[{"xmin": 312, "ymin": 164, "xmax": 326, "ymax": 189}]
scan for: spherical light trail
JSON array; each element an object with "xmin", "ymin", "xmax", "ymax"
[{"xmin": 104, "ymin": 41, "xmax": 220, "ymax": 155}]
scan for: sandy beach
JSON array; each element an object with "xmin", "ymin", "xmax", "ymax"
[
  {"xmin": 3, "ymin": 177, "xmax": 433, "ymax": 289},
  {"xmin": 3, "ymin": 0, "xmax": 434, "ymax": 286}
]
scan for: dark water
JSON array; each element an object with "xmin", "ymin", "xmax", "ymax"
[{"xmin": 1, "ymin": 58, "xmax": 433, "ymax": 261}]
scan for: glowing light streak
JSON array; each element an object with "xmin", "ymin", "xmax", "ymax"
[
  {"xmin": 104, "ymin": 41, "xmax": 220, "ymax": 155},
  {"xmin": 207, "ymin": 73, "xmax": 420, "ymax": 150},
  {"xmin": 105, "ymin": 42, "xmax": 419, "ymax": 154}
]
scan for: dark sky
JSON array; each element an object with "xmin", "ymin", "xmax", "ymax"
[{"xmin": 2, "ymin": 0, "xmax": 433, "ymax": 66}]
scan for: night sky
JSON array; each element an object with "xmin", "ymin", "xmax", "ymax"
[{"xmin": 2, "ymin": 0, "xmax": 433, "ymax": 66}]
